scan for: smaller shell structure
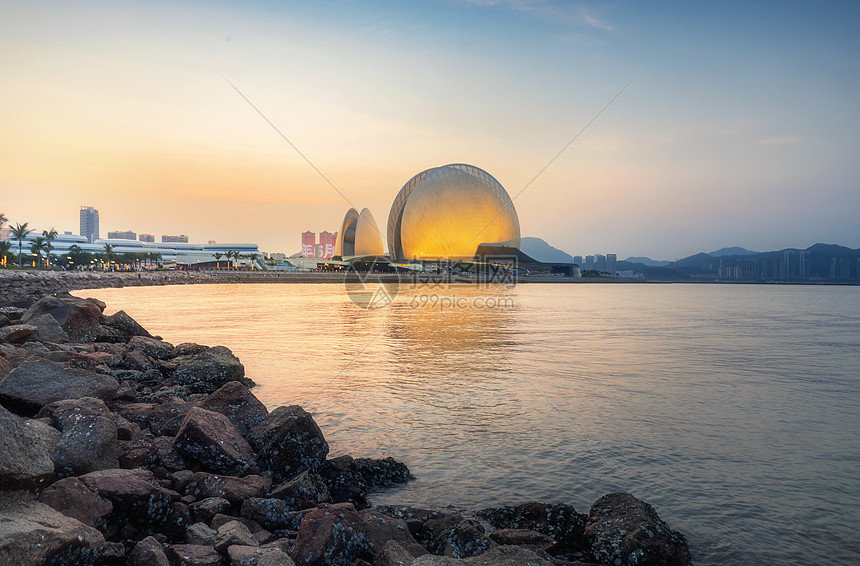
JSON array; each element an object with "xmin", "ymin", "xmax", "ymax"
[{"xmin": 335, "ymin": 207, "xmax": 384, "ymax": 258}]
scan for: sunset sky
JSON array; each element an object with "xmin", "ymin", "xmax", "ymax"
[{"xmin": 2, "ymin": 1, "xmax": 858, "ymax": 259}]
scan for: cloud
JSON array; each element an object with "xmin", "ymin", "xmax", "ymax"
[
  {"xmin": 757, "ymin": 136, "xmax": 805, "ymax": 146},
  {"xmin": 460, "ymin": 0, "xmax": 616, "ymax": 31},
  {"xmin": 579, "ymin": 6, "xmax": 615, "ymax": 31}
]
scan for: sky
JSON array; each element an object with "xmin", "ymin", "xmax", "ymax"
[{"xmin": 2, "ymin": 0, "xmax": 859, "ymax": 260}]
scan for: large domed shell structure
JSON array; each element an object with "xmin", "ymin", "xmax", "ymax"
[
  {"xmin": 336, "ymin": 207, "xmax": 384, "ymax": 258},
  {"xmin": 387, "ymin": 164, "xmax": 520, "ymax": 260}
]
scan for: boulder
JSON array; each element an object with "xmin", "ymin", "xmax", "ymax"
[
  {"xmin": 411, "ymin": 545, "xmax": 554, "ymax": 565},
  {"xmin": 189, "ymin": 497, "xmax": 231, "ymax": 524},
  {"xmin": 0, "ymin": 404, "xmax": 54, "ymax": 488},
  {"xmin": 21, "ymin": 417, "xmax": 63, "ymax": 453},
  {"xmin": 214, "ymin": 519, "xmax": 258, "ymax": 553},
  {"xmin": 240, "ymin": 498, "xmax": 307, "ymax": 532},
  {"xmin": 165, "ymin": 544, "xmax": 224, "ymax": 566},
  {"xmin": 185, "ymin": 472, "xmax": 269, "ymax": 504},
  {"xmin": 52, "ymin": 415, "xmax": 120, "ymax": 476},
  {"xmin": 149, "ymin": 398, "xmax": 192, "ymax": 436},
  {"xmin": 0, "ymin": 499, "xmax": 106, "ymax": 566},
  {"xmin": 478, "ymin": 502, "xmax": 590, "ymax": 559},
  {"xmin": 154, "ymin": 436, "xmax": 191, "ymax": 471},
  {"xmin": 37, "ymin": 476, "xmax": 113, "ymax": 528},
  {"xmin": 0, "ymin": 306, "xmax": 26, "ymax": 321},
  {"xmin": 586, "ymin": 492, "xmax": 691, "ymax": 566},
  {"xmin": 103, "ymin": 310, "xmax": 152, "ymax": 340},
  {"xmin": 0, "ymin": 355, "xmax": 12, "ymax": 378},
  {"xmin": 78, "ymin": 468, "xmax": 174, "ymax": 530},
  {"xmin": 172, "ymin": 407, "xmax": 255, "ymax": 476},
  {"xmin": 36, "ymin": 396, "xmax": 110, "ymax": 429},
  {"xmin": 355, "ymin": 457, "xmax": 414, "ymax": 488},
  {"xmin": 199, "ymin": 381, "xmax": 268, "ymax": 438},
  {"xmin": 21, "ymin": 293, "xmax": 104, "ymax": 342},
  {"xmin": 249, "ymin": 405, "xmax": 329, "ymax": 484},
  {"xmin": 384, "ymin": 507, "xmax": 490, "ymax": 559},
  {"xmin": 118, "ymin": 437, "xmax": 159, "ymax": 468},
  {"xmin": 30, "ymin": 313, "xmax": 71, "ymax": 343},
  {"xmin": 268, "ymin": 468, "xmax": 331, "ymax": 510},
  {"xmin": 228, "ymin": 545, "xmax": 296, "ymax": 566},
  {"xmin": 128, "ymin": 335, "xmax": 174, "ymax": 359},
  {"xmin": 186, "ymin": 522, "xmax": 218, "ymax": 546},
  {"xmin": 171, "ymin": 346, "xmax": 249, "ymax": 394},
  {"xmin": 319, "ymin": 455, "xmax": 367, "ymax": 509},
  {"xmin": 488, "ymin": 529, "xmax": 556, "ymax": 553},
  {"xmin": 127, "ymin": 536, "xmax": 170, "ymax": 566},
  {"xmin": 377, "ymin": 540, "xmax": 420, "ymax": 566},
  {"xmin": 0, "ymin": 359, "xmax": 118, "ymax": 415},
  {"xmin": 0, "ymin": 323, "xmax": 37, "ymax": 344}
]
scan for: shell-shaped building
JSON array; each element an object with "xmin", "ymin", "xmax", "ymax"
[
  {"xmin": 335, "ymin": 207, "xmax": 384, "ymax": 258},
  {"xmin": 387, "ymin": 164, "xmax": 520, "ymax": 260}
]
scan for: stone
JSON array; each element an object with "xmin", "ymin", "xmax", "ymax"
[
  {"xmin": 488, "ymin": 529, "xmax": 556, "ymax": 553},
  {"xmin": 52, "ymin": 415, "xmax": 120, "ymax": 476},
  {"xmin": 377, "ymin": 540, "xmax": 418, "ymax": 566},
  {"xmin": 171, "ymin": 469, "xmax": 195, "ymax": 493},
  {"xmin": 422, "ymin": 514, "xmax": 490, "ymax": 558},
  {"xmin": 149, "ymin": 398, "xmax": 192, "ymax": 436},
  {"xmin": 240, "ymin": 498, "xmax": 307, "ymax": 532},
  {"xmin": 0, "ymin": 306, "xmax": 26, "ymax": 321},
  {"xmin": 319, "ymin": 455, "xmax": 367, "ymax": 509},
  {"xmin": 164, "ymin": 501, "xmax": 193, "ymax": 542},
  {"xmin": 411, "ymin": 545, "xmax": 554, "ymax": 565},
  {"xmin": 21, "ymin": 293, "xmax": 104, "ymax": 342},
  {"xmin": 210, "ymin": 513, "xmax": 263, "ymax": 533},
  {"xmin": 189, "ymin": 497, "xmax": 231, "ymax": 524},
  {"xmin": 31, "ymin": 313, "xmax": 71, "ymax": 342},
  {"xmin": 214, "ymin": 519, "xmax": 258, "ymax": 553},
  {"xmin": 127, "ymin": 535, "xmax": 170, "ymax": 566},
  {"xmin": 37, "ymin": 476, "xmax": 114, "ymax": 528},
  {"xmin": 155, "ymin": 436, "xmax": 192, "ymax": 471},
  {"xmin": 0, "ymin": 355, "xmax": 12, "ymax": 378},
  {"xmin": 228, "ymin": 545, "xmax": 295, "ymax": 566},
  {"xmin": 186, "ymin": 522, "xmax": 218, "ymax": 546},
  {"xmin": 199, "ymin": 381, "xmax": 268, "ymax": 438},
  {"xmin": 355, "ymin": 457, "xmax": 414, "ymax": 488},
  {"xmin": 0, "ymin": 404, "xmax": 54, "ymax": 488},
  {"xmin": 98, "ymin": 540, "xmax": 127, "ymax": 564},
  {"xmin": 172, "ymin": 345, "xmax": 249, "ymax": 394},
  {"xmin": 0, "ymin": 359, "xmax": 118, "ymax": 415},
  {"xmin": 478, "ymin": 502, "xmax": 591, "ymax": 559},
  {"xmin": 248, "ymin": 405, "xmax": 329, "ymax": 483},
  {"xmin": 118, "ymin": 437, "xmax": 159, "ymax": 468},
  {"xmin": 78, "ymin": 468, "xmax": 174, "ymax": 530},
  {"xmin": 173, "ymin": 342, "xmax": 209, "ymax": 356},
  {"xmin": 21, "ymin": 417, "xmax": 63, "ymax": 453},
  {"xmin": 0, "ymin": 323, "xmax": 37, "ymax": 344},
  {"xmin": 0, "ymin": 498, "xmax": 106, "ymax": 566},
  {"xmin": 185, "ymin": 472, "xmax": 269, "ymax": 504},
  {"xmin": 103, "ymin": 310, "xmax": 152, "ymax": 340},
  {"xmin": 165, "ymin": 544, "xmax": 224, "ymax": 566},
  {"xmin": 128, "ymin": 335, "xmax": 174, "ymax": 359},
  {"xmin": 586, "ymin": 492, "xmax": 691, "ymax": 566},
  {"xmin": 172, "ymin": 407, "xmax": 255, "ymax": 475},
  {"xmin": 268, "ymin": 468, "xmax": 331, "ymax": 510},
  {"xmin": 36, "ymin": 396, "xmax": 111, "ymax": 429}
]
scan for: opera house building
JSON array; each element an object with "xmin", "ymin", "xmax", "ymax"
[
  {"xmin": 335, "ymin": 207, "xmax": 384, "ymax": 259},
  {"xmin": 387, "ymin": 164, "xmax": 520, "ymax": 260}
]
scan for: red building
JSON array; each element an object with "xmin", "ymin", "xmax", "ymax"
[
  {"xmin": 301, "ymin": 231, "xmax": 316, "ymax": 258},
  {"xmin": 319, "ymin": 231, "xmax": 337, "ymax": 259}
]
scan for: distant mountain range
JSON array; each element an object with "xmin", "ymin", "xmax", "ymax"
[
  {"xmin": 623, "ymin": 256, "xmax": 670, "ymax": 267},
  {"xmin": 519, "ymin": 237, "xmax": 575, "ymax": 263}
]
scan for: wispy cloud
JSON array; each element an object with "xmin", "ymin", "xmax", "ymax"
[
  {"xmin": 460, "ymin": 0, "xmax": 616, "ymax": 31},
  {"xmin": 579, "ymin": 6, "xmax": 615, "ymax": 31},
  {"xmin": 758, "ymin": 136, "xmax": 805, "ymax": 146}
]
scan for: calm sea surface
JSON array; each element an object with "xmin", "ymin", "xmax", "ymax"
[{"xmin": 76, "ymin": 282, "xmax": 860, "ymax": 566}]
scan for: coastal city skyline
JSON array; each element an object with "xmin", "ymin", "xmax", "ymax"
[{"xmin": 2, "ymin": 1, "xmax": 859, "ymax": 259}]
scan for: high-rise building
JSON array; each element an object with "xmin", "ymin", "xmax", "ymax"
[
  {"xmin": 607, "ymin": 253, "xmax": 617, "ymax": 275},
  {"xmin": 108, "ymin": 230, "xmax": 136, "ymax": 240},
  {"xmin": 573, "ymin": 255, "xmax": 583, "ymax": 266},
  {"xmin": 162, "ymin": 234, "xmax": 189, "ymax": 243},
  {"xmin": 301, "ymin": 231, "xmax": 316, "ymax": 258},
  {"xmin": 319, "ymin": 231, "xmax": 337, "ymax": 259},
  {"xmin": 139, "ymin": 234, "xmax": 155, "ymax": 243},
  {"xmin": 80, "ymin": 206, "xmax": 99, "ymax": 244}
]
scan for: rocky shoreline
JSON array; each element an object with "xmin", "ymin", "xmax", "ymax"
[{"xmin": 0, "ymin": 290, "xmax": 693, "ymax": 566}]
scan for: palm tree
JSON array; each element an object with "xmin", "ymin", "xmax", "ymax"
[
  {"xmin": 0, "ymin": 212, "xmax": 7, "ymax": 233},
  {"xmin": 30, "ymin": 236, "xmax": 46, "ymax": 268},
  {"xmin": 11, "ymin": 222, "xmax": 32, "ymax": 267},
  {"xmin": 214, "ymin": 252, "xmax": 223, "ymax": 269},
  {"xmin": 248, "ymin": 252, "xmax": 259, "ymax": 270},
  {"xmin": 103, "ymin": 243, "xmax": 115, "ymax": 271},
  {"xmin": 0, "ymin": 240, "xmax": 12, "ymax": 267},
  {"xmin": 42, "ymin": 227, "xmax": 58, "ymax": 268}
]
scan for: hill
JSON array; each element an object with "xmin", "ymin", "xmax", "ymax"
[{"xmin": 519, "ymin": 237, "xmax": 575, "ymax": 263}]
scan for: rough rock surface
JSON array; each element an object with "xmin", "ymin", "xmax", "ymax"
[
  {"xmin": 77, "ymin": 468, "xmax": 174, "ymax": 530},
  {"xmin": 185, "ymin": 471, "xmax": 269, "ymax": 504},
  {"xmin": 479, "ymin": 502, "xmax": 591, "ymax": 559},
  {"xmin": 52, "ymin": 414, "xmax": 120, "ymax": 476},
  {"xmin": 37, "ymin": 476, "xmax": 113, "ymax": 527},
  {"xmin": 173, "ymin": 407, "xmax": 256, "ymax": 475},
  {"xmin": 199, "ymin": 380, "xmax": 268, "ymax": 438},
  {"xmin": 240, "ymin": 498, "xmax": 307, "ymax": 532},
  {"xmin": 0, "ymin": 359, "xmax": 118, "ymax": 414},
  {"xmin": 0, "ymin": 498, "xmax": 106, "ymax": 566},
  {"xmin": 412, "ymin": 545, "xmax": 554, "ymax": 565},
  {"xmin": 21, "ymin": 293, "xmax": 104, "ymax": 342},
  {"xmin": 166, "ymin": 543, "xmax": 225, "ymax": 566},
  {"xmin": 228, "ymin": 545, "xmax": 296, "ymax": 566},
  {"xmin": 319, "ymin": 455, "xmax": 367, "ymax": 508},
  {"xmin": 587, "ymin": 492, "xmax": 692, "ymax": 566},
  {"xmin": 249, "ymin": 405, "xmax": 329, "ymax": 483},
  {"xmin": 127, "ymin": 535, "xmax": 171, "ymax": 566},
  {"xmin": 214, "ymin": 519, "xmax": 258, "ymax": 553},
  {"xmin": 269, "ymin": 468, "xmax": 332, "ymax": 510},
  {"xmin": 0, "ymin": 404, "xmax": 54, "ymax": 488},
  {"xmin": 172, "ymin": 345, "xmax": 249, "ymax": 394}
]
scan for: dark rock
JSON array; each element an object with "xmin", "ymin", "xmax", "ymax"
[
  {"xmin": 149, "ymin": 398, "xmax": 192, "ymax": 436},
  {"xmin": 37, "ymin": 476, "xmax": 114, "ymax": 528},
  {"xmin": 319, "ymin": 455, "xmax": 367, "ymax": 509},
  {"xmin": 104, "ymin": 310, "xmax": 152, "ymax": 340},
  {"xmin": 122, "ymin": 349, "xmax": 153, "ymax": 370},
  {"xmin": 31, "ymin": 313, "xmax": 71, "ymax": 343},
  {"xmin": 165, "ymin": 544, "xmax": 224, "ymax": 566},
  {"xmin": 228, "ymin": 545, "xmax": 295, "ymax": 566},
  {"xmin": 586, "ymin": 492, "xmax": 691, "ymax": 566},
  {"xmin": 0, "ymin": 355, "xmax": 12, "ymax": 378},
  {"xmin": 190, "ymin": 496, "xmax": 231, "ymax": 524},
  {"xmin": 377, "ymin": 540, "xmax": 420, "ymax": 566},
  {"xmin": 172, "ymin": 345, "xmax": 249, "ymax": 394},
  {"xmin": 186, "ymin": 522, "xmax": 218, "ymax": 546},
  {"xmin": 268, "ymin": 468, "xmax": 331, "ymax": 509},
  {"xmin": 97, "ymin": 540, "xmax": 127, "ymax": 565},
  {"xmin": 412, "ymin": 545, "xmax": 554, "ymax": 565},
  {"xmin": 355, "ymin": 457, "xmax": 414, "ymax": 488},
  {"xmin": 37, "ymin": 396, "xmax": 111, "ymax": 429},
  {"xmin": 240, "ymin": 498, "xmax": 307, "ymax": 532},
  {"xmin": 173, "ymin": 342, "xmax": 209, "ymax": 356},
  {"xmin": 52, "ymin": 415, "xmax": 120, "ymax": 476},
  {"xmin": 247, "ymin": 405, "xmax": 328, "ymax": 484},
  {"xmin": 155, "ymin": 436, "xmax": 192, "ymax": 471},
  {"xmin": 119, "ymin": 437, "xmax": 159, "ymax": 468},
  {"xmin": 214, "ymin": 519, "xmax": 258, "ymax": 553},
  {"xmin": 21, "ymin": 417, "xmax": 63, "ymax": 453},
  {"xmin": 0, "ymin": 306, "xmax": 26, "ymax": 321},
  {"xmin": 424, "ymin": 514, "xmax": 490, "ymax": 558},
  {"xmin": 21, "ymin": 293, "xmax": 104, "ymax": 342},
  {"xmin": 113, "ymin": 402, "xmax": 156, "ymax": 430},
  {"xmin": 171, "ymin": 469, "xmax": 195, "ymax": 493},
  {"xmin": 0, "ymin": 498, "xmax": 106, "ymax": 566},
  {"xmin": 199, "ymin": 381, "xmax": 268, "ymax": 438},
  {"xmin": 488, "ymin": 529, "xmax": 556, "ymax": 553},
  {"xmin": 164, "ymin": 501, "xmax": 193, "ymax": 542},
  {"xmin": 128, "ymin": 335, "xmax": 175, "ymax": 359},
  {"xmin": 185, "ymin": 471, "xmax": 269, "ymax": 504},
  {"xmin": 0, "ymin": 323, "xmax": 37, "ymax": 344},
  {"xmin": 172, "ymin": 407, "xmax": 255, "ymax": 476},
  {"xmin": 210, "ymin": 513, "xmax": 263, "ymax": 533},
  {"xmin": 78, "ymin": 468, "xmax": 174, "ymax": 531},
  {"xmin": 127, "ymin": 535, "xmax": 170, "ymax": 566},
  {"xmin": 0, "ymin": 404, "xmax": 54, "ymax": 488},
  {"xmin": 478, "ymin": 502, "xmax": 591, "ymax": 559},
  {"xmin": 0, "ymin": 359, "xmax": 118, "ymax": 415}
]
